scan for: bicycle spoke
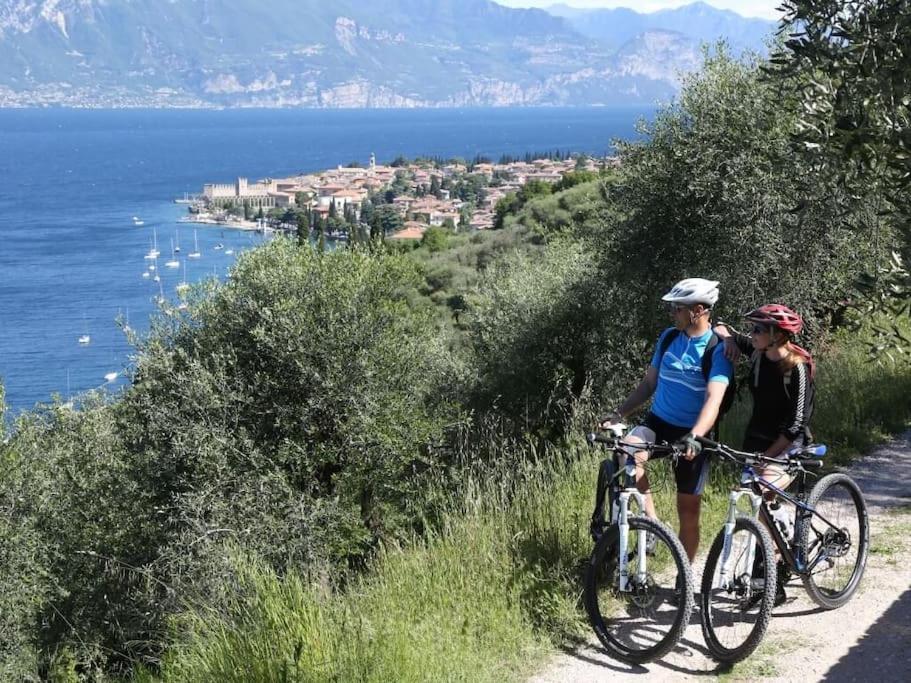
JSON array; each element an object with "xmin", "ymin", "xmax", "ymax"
[
  {"xmin": 701, "ymin": 516, "xmax": 775, "ymax": 663},
  {"xmin": 585, "ymin": 516, "xmax": 693, "ymax": 664},
  {"xmin": 805, "ymin": 482, "xmax": 862, "ymax": 596}
]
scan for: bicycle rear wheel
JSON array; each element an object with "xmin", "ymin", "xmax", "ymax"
[
  {"xmin": 584, "ymin": 515, "xmax": 693, "ymax": 664},
  {"xmin": 700, "ymin": 516, "xmax": 776, "ymax": 664},
  {"xmin": 799, "ymin": 472, "xmax": 869, "ymax": 609}
]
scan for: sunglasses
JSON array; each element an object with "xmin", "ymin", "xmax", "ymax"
[
  {"xmin": 751, "ymin": 324, "xmax": 770, "ymax": 334},
  {"xmin": 667, "ymin": 303, "xmax": 689, "ymax": 313}
]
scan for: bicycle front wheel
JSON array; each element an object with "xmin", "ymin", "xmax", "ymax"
[
  {"xmin": 799, "ymin": 472, "xmax": 869, "ymax": 609},
  {"xmin": 584, "ymin": 515, "xmax": 694, "ymax": 665},
  {"xmin": 700, "ymin": 516, "xmax": 776, "ymax": 664}
]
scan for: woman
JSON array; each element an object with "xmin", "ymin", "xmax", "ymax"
[
  {"xmin": 714, "ymin": 303, "xmax": 816, "ymax": 605},
  {"xmin": 716, "ymin": 304, "xmax": 814, "ymax": 460}
]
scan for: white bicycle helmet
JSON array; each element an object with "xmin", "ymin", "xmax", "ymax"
[{"xmin": 661, "ymin": 278, "xmax": 719, "ymax": 307}]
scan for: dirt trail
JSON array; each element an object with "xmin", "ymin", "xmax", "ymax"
[{"xmin": 530, "ymin": 431, "xmax": 911, "ymax": 682}]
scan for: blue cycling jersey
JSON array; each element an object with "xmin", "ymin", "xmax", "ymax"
[{"xmin": 649, "ymin": 327, "xmax": 733, "ymax": 428}]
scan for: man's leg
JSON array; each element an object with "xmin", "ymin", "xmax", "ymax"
[
  {"xmin": 674, "ymin": 446, "xmax": 710, "ymax": 563},
  {"xmin": 677, "ymin": 493, "xmax": 702, "ymax": 562}
]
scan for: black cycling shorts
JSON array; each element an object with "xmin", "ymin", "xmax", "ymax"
[{"xmin": 633, "ymin": 412, "xmax": 712, "ymax": 496}]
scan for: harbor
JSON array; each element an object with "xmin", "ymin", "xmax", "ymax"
[{"xmin": 184, "ymin": 152, "xmax": 610, "ymax": 240}]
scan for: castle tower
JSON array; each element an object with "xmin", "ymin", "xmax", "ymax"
[{"xmin": 235, "ymin": 177, "xmax": 248, "ymax": 197}]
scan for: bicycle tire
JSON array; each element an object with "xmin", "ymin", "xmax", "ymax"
[
  {"xmin": 584, "ymin": 515, "xmax": 694, "ymax": 665},
  {"xmin": 799, "ymin": 472, "xmax": 869, "ymax": 609},
  {"xmin": 700, "ymin": 516, "xmax": 776, "ymax": 664}
]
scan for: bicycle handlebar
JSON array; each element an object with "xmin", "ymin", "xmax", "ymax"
[
  {"xmin": 586, "ymin": 431, "xmax": 682, "ymax": 456},
  {"xmin": 693, "ymin": 435, "xmax": 824, "ymax": 470}
]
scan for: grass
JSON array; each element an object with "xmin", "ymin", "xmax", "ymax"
[
  {"xmin": 141, "ymin": 449, "xmax": 596, "ymax": 683},
  {"xmin": 718, "ymin": 631, "xmax": 807, "ymax": 680},
  {"xmin": 871, "ymin": 512, "xmax": 911, "ymax": 563},
  {"xmin": 809, "ymin": 323, "xmax": 911, "ymax": 465},
  {"xmin": 144, "ymin": 323, "xmax": 911, "ymax": 682}
]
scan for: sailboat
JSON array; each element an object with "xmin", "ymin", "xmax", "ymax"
[
  {"xmin": 174, "ymin": 229, "xmax": 181, "ymax": 253},
  {"xmin": 176, "ymin": 260, "xmax": 190, "ymax": 294},
  {"xmin": 62, "ymin": 370, "xmax": 74, "ymax": 410},
  {"xmin": 133, "ymin": 215, "xmax": 145, "ymax": 226},
  {"xmin": 225, "ymin": 248, "xmax": 234, "ymax": 256},
  {"xmin": 188, "ymin": 229, "xmax": 201, "ymax": 259},
  {"xmin": 78, "ymin": 314, "xmax": 90, "ymax": 345},
  {"xmin": 104, "ymin": 371, "xmax": 119, "ymax": 383},
  {"xmin": 144, "ymin": 229, "xmax": 160, "ymax": 259},
  {"xmin": 165, "ymin": 238, "xmax": 180, "ymax": 268},
  {"xmin": 154, "ymin": 278, "xmax": 166, "ymax": 306}
]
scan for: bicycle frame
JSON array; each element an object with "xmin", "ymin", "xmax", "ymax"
[
  {"xmin": 715, "ymin": 448, "xmax": 847, "ymax": 580},
  {"xmin": 748, "ymin": 470, "xmax": 846, "ymax": 576},
  {"xmin": 590, "ymin": 429, "xmax": 683, "ymax": 593}
]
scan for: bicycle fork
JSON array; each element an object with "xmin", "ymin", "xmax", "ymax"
[
  {"xmin": 718, "ymin": 486, "xmax": 762, "ymax": 590},
  {"xmin": 615, "ymin": 489, "xmax": 648, "ymax": 592}
]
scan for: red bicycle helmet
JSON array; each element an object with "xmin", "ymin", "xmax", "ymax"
[{"xmin": 744, "ymin": 304, "xmax": 804, "ymax": 335}]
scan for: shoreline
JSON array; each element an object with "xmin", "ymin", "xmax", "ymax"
[{"xmin": 178, "ymin": 216, "xmax": 263, "ymax": 231}]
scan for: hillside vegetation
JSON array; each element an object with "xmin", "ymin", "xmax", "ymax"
[{"xmin": 2, "ymin": 35, "xmax": 911, "ymax": 682}]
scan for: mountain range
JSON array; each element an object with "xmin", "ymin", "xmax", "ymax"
[{"xmin": 0, "ymin": 1, "xmax": 777, "ymax": 108}]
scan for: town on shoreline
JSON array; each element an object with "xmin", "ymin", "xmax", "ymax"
[{"xmin": 182, "ymin": 152, "xmax": 617, "ymax": 241}]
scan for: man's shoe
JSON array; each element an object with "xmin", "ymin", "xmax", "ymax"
[{"xmin": 670, "ymin": 573, "xmax": 692, "ymax": 607}]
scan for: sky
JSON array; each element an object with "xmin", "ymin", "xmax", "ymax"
[{"xmin": 494, "ymin": 1, "xmax": 782, "ymax": 20}]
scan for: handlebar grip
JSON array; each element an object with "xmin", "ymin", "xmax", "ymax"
[
  {"xmin": 800, "ymin": 459, "xmax": 824, "ymax": 469},
  {"xmin": 694, "ymin": 434, "xmax": 720, "ymax": 450}
]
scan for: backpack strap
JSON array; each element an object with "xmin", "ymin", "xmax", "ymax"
[
  {"xmin": 658, "ymin": 327, "xmax": 680, "ymax": 360},
  {"xmin": 700, "ymin": 331, "xmax": 720, "ymax": 381}
]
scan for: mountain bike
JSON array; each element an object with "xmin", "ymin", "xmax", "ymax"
[
  {"xmin": 584, "ymin": 426, "xmax": 694, "ymax": 664},
  {"xmin": 695, "ymin": 435, "xmax": 869, "ymax": 664}
]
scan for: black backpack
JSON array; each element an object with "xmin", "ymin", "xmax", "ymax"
[{"xmin": 657, "ymin": 328, "xmax": 737, "ymax": 419}]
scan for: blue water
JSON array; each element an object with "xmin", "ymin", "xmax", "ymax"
[{"xmin": 0, "ymin": 107, "xmax": 651, "ymax": 412}]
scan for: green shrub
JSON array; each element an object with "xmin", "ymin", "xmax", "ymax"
[
  {"xmin": 2, "ymin": 241, "xmax": 465, "ymax": 674},
  {"xmin": 420, "ymin": 226, "xmax": 449, "ymax": 252}
]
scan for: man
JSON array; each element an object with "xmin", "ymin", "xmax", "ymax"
[{"xmin": 600, "ymin": 277, "xmax": 733, "ymax": 562}]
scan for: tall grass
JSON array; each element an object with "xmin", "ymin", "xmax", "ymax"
[
  {"xmin": 145, "ymin": 325, "xmax": 910, "ymax": 682},
  {"xmin": 142, "ymin": 447, "xmax": 599, "ymax": 683},
  {"xmin": 810, "ymin": 323, "xmax": 911, "ymax": 463}
]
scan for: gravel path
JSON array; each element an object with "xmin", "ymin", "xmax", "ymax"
[{"xmin": 530, "ymin": 431, "xmax": 911, "ymax": 682}]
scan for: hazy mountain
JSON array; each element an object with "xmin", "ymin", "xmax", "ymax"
[
  {"xmin": 0, "ymin": 0, "xmax": 774, "ymax": 108},
  {"xmin": 546, "ymin": 1, "xmax": 776, "ymax": 53}
]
